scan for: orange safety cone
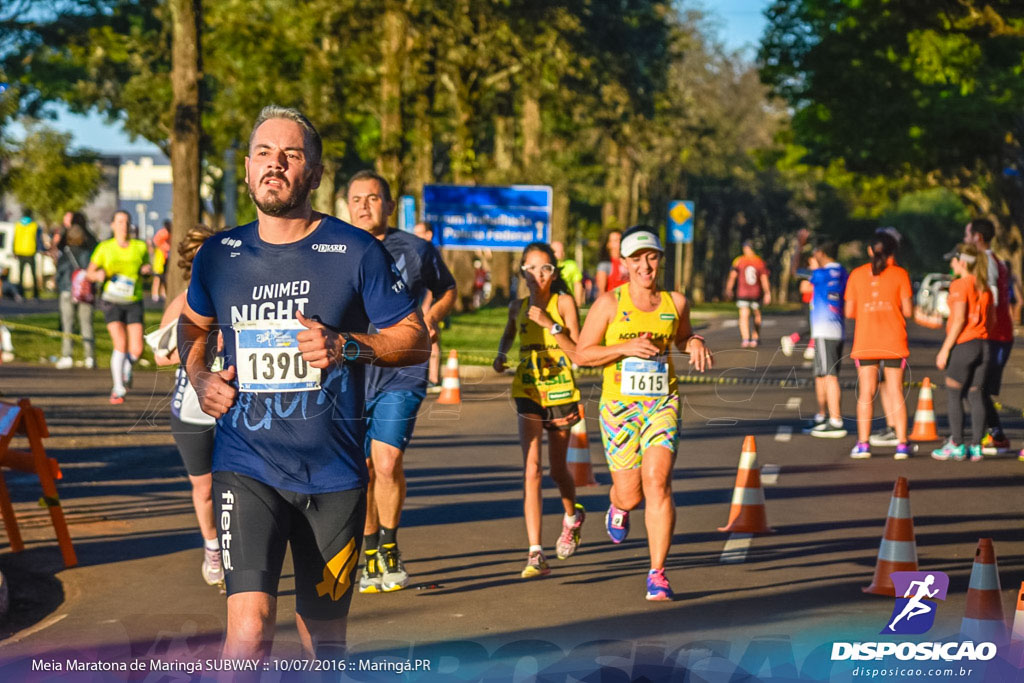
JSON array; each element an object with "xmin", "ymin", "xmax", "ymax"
[
  {"xmin": 1010, "ymin": 581, "xmax": 1024, "ymax": 667},
  {"xmin": 436, "ymin": 349, "xmax": 461, "ymax": 405},
  {"xmin": 566, "ymin": 404, "xmax": 598, "ymax": 487},
  {"xmin": 961, "ymin": 538, "xmax": 1008, "ymax": 644},
  {"xmin": 864, "ymin": 476, "xmax": 918, "ymax": 596},
  {"xmin": 718, "ymin": 436, "xmax": 774, "ymax": 534},
  {"xmin": 909, "ymin": 378, "xmax": 939, "ymax": 442}
]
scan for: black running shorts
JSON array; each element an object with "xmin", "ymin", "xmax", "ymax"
[
  {"xmin": 100, "ymin": 300, "xmax": 145, "ymax": 325},
  {"xmin": 514, "ymin": 397, "xmax": 581, "ymax": 431},
  {"xmin": 812, "ymin": 338, "xmax": 844, "ymax": 378},
  {"xmin": 170, "ymin": 414, "xmax": 214, "ymax": 476},
  {"xmin": 212, "ymin": 471, "xmax": 366, "ymax": 620}
]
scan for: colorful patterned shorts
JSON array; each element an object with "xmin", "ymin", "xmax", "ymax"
[{"xmin": 598, "ymin": 394, "xmax": 680, "ymax": 471}]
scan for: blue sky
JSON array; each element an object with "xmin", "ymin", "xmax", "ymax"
[{"xmin": 11, "ymin": 1, "xmax": 772, "ymax": 154}]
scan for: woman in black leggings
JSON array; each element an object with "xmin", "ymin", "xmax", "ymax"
[
  {"xmin": 154, "ymin": 224, "xmax": 223, "ymax": 585},
  {"xmin": 932, "ymin": 243, "xmax": 993, "ymax": 462}
]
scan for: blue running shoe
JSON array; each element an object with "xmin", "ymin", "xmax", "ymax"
[
  {"xmin": 931, "ymin": 439, "xmax": 965, "ymax": 461},
  {"xmin": 645, "ymin": 568, "xmax": 674, "ymax": 601},
  {"xmin": 605, "ymin": 504, "xmax": 629, "ymax": 544}
]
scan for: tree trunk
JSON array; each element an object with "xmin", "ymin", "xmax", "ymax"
[
  {"xmin": 493, "ymin": 115, "xmax": 513, "ymax": 175},
  {"xmin": 378, "ymin": 2, "xmax": 406, "ymax": 192},
  {"xmin": 411, "ymin": 92, "xmax": 434, "ymax": 195},
  {"xmin": 167, "ymin": 0, "xmax": 201, "ymax": 304},
  {"xmin": 521, "ymin": 88, "xmax": 540, "ymax": 170},
  {"xmin": 313, "ymin": 158, "xmax": 337, "ymax": 215},
  {"xmin": 617, "ymin": 149, "xmax": 634, "ymax": 228},
  {"xmin": 601, "ymin": 138, "xmax": 619, "ymax": 228}
]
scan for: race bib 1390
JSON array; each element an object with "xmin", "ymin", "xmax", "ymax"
[{"xmin": 234, "ymin": 320, "xmax": 321, "ymax": 393}]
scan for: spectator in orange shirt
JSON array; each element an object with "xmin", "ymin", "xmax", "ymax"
[
  {"xmin": 151, "ymin": 220, "xmax": 171, "ymax": 302},
  {"xmin": 931, "ymin": 243, "xmax": 993, "ymax": 462},
  {"xmin": 845, "ymin": 229, "xmax": 913, "ymax": 459}
]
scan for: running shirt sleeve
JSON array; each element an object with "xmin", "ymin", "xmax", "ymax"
[
  {"xmin": 423, "ymin": 243, "xmax": 456, "ymax": 300},
  {"xmin": 845, "ymin": 269, "xmax": 860, "ymax": 314},
  {"xmin": 359, "ymin": 240, "xmax": 417, "ymax": 329},
  {"xmin": 898, "ymin": 267, "xmax": 911, "ymax": 303},
  {"xmin": 186, "ymin": 242, "xmax": 215, "ymax": 318}
]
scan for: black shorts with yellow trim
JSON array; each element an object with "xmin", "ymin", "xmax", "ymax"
[
  {"xmin": 213, "ymin": 471, "xmax": 365, "ymax": 620},
  {"xmin": 514, "ymin": 397, "xmax": 581, "ymax": 431}
]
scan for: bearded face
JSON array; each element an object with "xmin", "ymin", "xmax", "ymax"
[{"xmin": 247, "ymin": 167, "xmax": 316, "ymax": 217}]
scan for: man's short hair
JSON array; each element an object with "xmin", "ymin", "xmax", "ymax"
[
  {"xmin": 248, "ymin": 105, "xmax": 322, "ymax": 167},
  {"xmin": 346, "ymin": 169, "xmax": 393, "ymax": 203},
  {"xmin": 968, "ymin": 218, "xmax": 995, "ymax": 244},
  {"xmin": 814, "ymin": 238, "xmax": 838, "ymax": 260}
]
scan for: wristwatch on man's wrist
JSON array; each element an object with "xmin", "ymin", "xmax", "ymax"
[
  {"xmin": 341, "ymin": 333, "xmax": 362, "ymax": 363},
  {"xmin": 549, "ymin": 323, "xmax": 564, "ymax": 336}
]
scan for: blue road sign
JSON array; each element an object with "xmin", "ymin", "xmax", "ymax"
[
  {"xmin": 667, "ymin": 200, "xmax": 694, "ymax": 243},
  {"xmin": 399, "ymin": 195, "xmax": 416, "ymax": 232},
  {"xmin": 422, "ymin": 184, "xmax": 552, "ymax": 251}
]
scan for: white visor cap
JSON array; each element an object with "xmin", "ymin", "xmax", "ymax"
[{"xmin": 620, "ymin": 230, "xmax": 664, "ymax": 257}]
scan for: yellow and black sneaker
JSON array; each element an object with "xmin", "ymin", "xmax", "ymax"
[
  {"xmin": 520, "ymin": 550, "xmax": 550, "ymax": 579},
  {"xmin": 379, "ymin": 543, "xmax": 409, "ymax": 592},
  {"xmin": 358, "ymin": 549, "xmax": 383, "ymax": 594}
]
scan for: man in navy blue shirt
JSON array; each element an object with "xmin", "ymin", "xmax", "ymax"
[
  {"xmin": 346, "ymin": 170, "xmax": 456, "ymax": 593},
  {"xmin": 179, "ymin": 106, "xmax": 428, "ymax": 661}
]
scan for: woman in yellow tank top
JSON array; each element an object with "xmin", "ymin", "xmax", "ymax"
[
  {"xmin": 494, "ymin": 242, "xmax": 584, "ymax": 579},
  {"xmin": 577, "ymin": 225, "xmax": 713, "ymax": 601}
]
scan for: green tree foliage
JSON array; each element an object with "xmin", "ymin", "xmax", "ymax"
[
  {"xmin": 760, "ymin": 0, "xmax": 1024, "ymax": 268},
  {"xmin": 5, "ymin": 0, "xmax": 870, "ymax": 301},
  {"xmin": 5, "ymin": 126, "xmax": 102, "ymax": 227},
  {"xmin": 1, "ymin": 1, "xmax": 171, "ymax": 149},
  {"xmin": 880, "ymin": 188, "xmax": 970, "ymax": 277}
]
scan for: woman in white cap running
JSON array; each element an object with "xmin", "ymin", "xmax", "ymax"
[{"xmin": 576, "ymin": 224, "xmax": 713, "ymax": 601}]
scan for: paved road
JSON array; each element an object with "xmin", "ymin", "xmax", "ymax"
[{"xmin": 0, "ymin": 315, "xmax": 1022, "ymax": 681}]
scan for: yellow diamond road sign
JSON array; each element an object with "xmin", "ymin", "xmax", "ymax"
[{"xmin": 669, "ymin": 202, "xmax": 692, "ymax": 225}]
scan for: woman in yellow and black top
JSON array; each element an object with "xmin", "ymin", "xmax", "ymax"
[
  {"xmin": 577, "ymin": 225, "xmax": 713, "ymax": 601},
  {"xmin": 494, "ymin": 242, "xmax": 584, "ymax": 580},
  {"xmin": 87, "ymin": 209, "xmax": 152, "ymax": 404}
]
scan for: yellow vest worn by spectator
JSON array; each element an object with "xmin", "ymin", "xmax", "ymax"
[{"xmin": 14, "ymin": 218, "xmax": 39, "ymax": 257}]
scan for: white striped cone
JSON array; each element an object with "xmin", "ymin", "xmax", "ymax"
[
  {"xmin": 864, "ymin": 477, "xmax": 918, "ymax": 595},
  {"xmin": 436, "ymin": 350, "xmax": 461, "ymax": 405},
  {"xmin": 566, "ymin": 404, "xmax": 597, "ymax": 487},
  {"xmin": 909, "ymin": 378, "xmax": 938, "ymax": 441},
  {"xmin": 1010, "ymin": 582, "xmax": 1024, "ymax": 666},
  {"xmin": 961, "ymin": 538, "xmax": 1008, "ymax": 644},
  {"xmin": 718, "ymin": 436, "xmax": 773, "ymax": 534}
]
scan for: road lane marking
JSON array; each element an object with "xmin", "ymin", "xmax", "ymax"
[
  {"xmin": 720, "ymin": 533, "xmax": 753, "ymax": 564},
  {"xmin": 761, "ymin": 464, "xmax": 780, "ymax": 485},
  {"xmin": 774, "ymin": 426, "xmax": 792, "ymax": 442}
]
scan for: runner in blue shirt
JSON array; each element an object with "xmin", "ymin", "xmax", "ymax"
[
  {"xmin": 345, "ymin": 169, "xmax": 457, "ymax": 594},
  {"xmin": 802, "ymin": 239, "xmax": 848, "ymax": 437},
  {"xmin": 179, "ymin": 106, "xmax": 428, "ymax": 662}
]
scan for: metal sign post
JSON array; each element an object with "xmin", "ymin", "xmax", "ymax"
[{"xmin": 667, "ymin": 200, "xmax": 694, "ymax": 292}]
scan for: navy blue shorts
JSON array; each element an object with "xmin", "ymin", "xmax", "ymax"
[{"xmin": 364, "ymin": 389, "xmax": 426, "ymax": 453}]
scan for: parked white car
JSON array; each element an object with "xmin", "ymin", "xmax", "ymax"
[
  {"xmin": 0, "ymin": 221, "xmax": 57, "ymax": 290},
  {"xmin": 916, "ymin": 272, "xmax": 952, "ymax": 319}
]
